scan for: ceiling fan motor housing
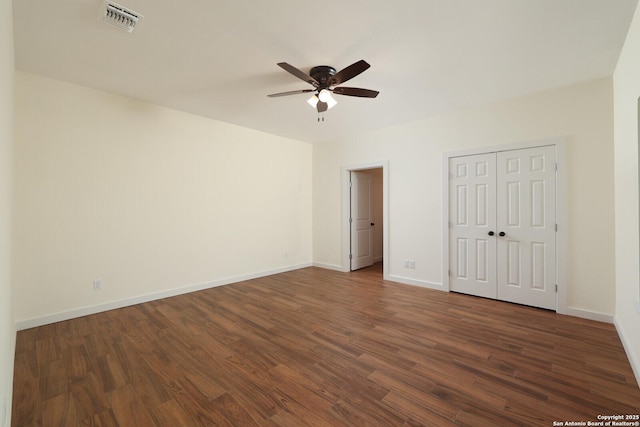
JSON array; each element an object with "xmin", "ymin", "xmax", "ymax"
[{"xmin": 310, "ymin": 66, "xmax": 336, "ymax": 87}]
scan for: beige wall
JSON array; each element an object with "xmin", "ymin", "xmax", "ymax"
[
  {"xmin": 314, "ymin": 77, "xmax": 615, "ymax": 317},
  {"xmin": 613, "ymin": 1, "xmax": 640, "ymax": 384},
  {"xmin": 13, "ymin": 72, "xmax": 313, "ymax": 325},
  {"xmin": 0, "ymin": 0, "xmax": 14, "ymax": 424}
]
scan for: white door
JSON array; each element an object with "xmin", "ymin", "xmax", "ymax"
[
  {"xmin": 449, "ymin": 154, "xmax": 498, "ymax": 299},
  {"xmin": 448, "ymin": 146, "xmax": 557, "ymax": 310},
  {"xmin": 496, "ymin": 146, "xmax": 557, "ymax": 310},
  {"xmin": 350, "ymin": 171, "xmax": 374, "ymax": 271}
]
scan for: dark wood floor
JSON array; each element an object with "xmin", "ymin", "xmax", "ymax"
[{"xmin": 12, "ymin": 264, "xmax": 640, "ymax": 426}]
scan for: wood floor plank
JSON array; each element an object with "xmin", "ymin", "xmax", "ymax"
[
  {"xmin": 36, "ymin": 336, "xmax": 61, "ymax": 369},
  {"xmin": 382, "ymin": 390, "xmax": 458, "ymax": 426},
  {"xmin": 41, "ymin": 392, "xmax": 79, "ymax": 427},
  {"xmin": 95, "ymin": 354, "xmax": 127, "ymax": 393},
  {"xmin": 108, "ymin": 384, "xmax": 156, "ymax": 427},
  {"xmin": 68, "ymin": 372, "xmax": 109, "ymax": 421},
  {"xmin": 82, "ymin": 409, "xmax": 120, "ymax": 427},
  {"xmin": 329, "ymin": 396, "xmax": 406, "ymax": 427},
  {"xmin": 11, "ymin": 378, "xmax": 41, "ymax": 427},
  {"xmin": 270, "ymin": 364, "xmax": 339, "ymax": 406},
  {"xmin": 267, "ymin": 387, "xmax": 346, "ymax": 427},
  {"xmin": 39, "ymin": 359, "xmax": 69, "ymax": 401},
  {"xmin": 12, "ymin": 263, "xmax": 640, "ymax": 426},
  {"xmin": 63, "ymin": 345, "xmax": 90, "ymax": 380},
  {"xmin": 367, "ymin": 369, "xmax": 436, "ymax": 402},
  {"xmin": 166, "ymin": 379, "xmax": 237, "ymax": 427},
  {"xmin": 13, "ymin": 350, "xmax": 38, "ymax": 381},
  {"xmin": 148, "ymin": 398, "xmax": 197, "ymax": 426},
  {"xmin": 209, "ymin": 392, "xmax": 261, "ymax": 427},
  {"xmin": 217, "ymin": 370, "xmax": 281, "ymax": 422}
]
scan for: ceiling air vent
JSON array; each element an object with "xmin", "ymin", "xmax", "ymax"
[{"xmin": 100, "ymin": 1, "xmax": 142, "ymax": 33}]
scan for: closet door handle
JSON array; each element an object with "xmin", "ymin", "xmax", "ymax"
[
  {"xmin": 488, "ymin": 231, "xmax": 495, "ymax": 236},
  {"xmin": 499, "ymin": 231, "xmax": 506, "ymax": 237}
]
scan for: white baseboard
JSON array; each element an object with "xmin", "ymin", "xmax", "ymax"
[
  {"xmin": 312, "ymin": 262, "xmax": 348, "ymax": 272},
  {"xmin": 15, "ymin": 262, "xmax": 312, "ymax": 330},
  {"xmin": 384, "ymin": 278, "xmax": 615, "ymax": 325},
  {"xmin": 561, "ymin": 307, "xmax": 614, "ymax": 324},
  {"xmin": 614, "ymin": 314, "xmax": 640, "ymax": 388},
  {"xmin": 2, "ymin": 328, "xmax": 16, "ymax": 427},
  {"xmin": 311, "ymin": 265, "xmax": 443, "ymax": 292},
  {"xmin": 386, "ymin": 274, "xmax": 444, "ymax": 291}
]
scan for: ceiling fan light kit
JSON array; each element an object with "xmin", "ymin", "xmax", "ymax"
[
  {"xmin": 267, "ymin": 60, "xmax": 379, "ymax": 119},
  {"xmin": 317, "ymin": 89, "xmax": 332, "ymax": 103},
  {"xmin": 308, "ymin": 90, "xmax": 337, "ymax": 110}
]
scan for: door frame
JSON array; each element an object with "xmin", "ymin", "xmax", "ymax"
[
  {"xmin": 341, "ymin": 161, "xmax": 389, "ymax": 279},
  {"xmin": 442, "ymin": 137, "xmax": 568, "ymax": 314}
]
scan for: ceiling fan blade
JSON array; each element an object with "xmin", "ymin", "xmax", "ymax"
[
  {"xmin": 329, "ymin": 60, "xmax": 370, "ymax": 86},
  {"xmin": 277, "ymin": 62, "xmax": 319, "ymax": 87},
  {"xmin": 267, "ymin": 89, "xmax": 314, "ymax": 98},
  {"xmin": 332, "ymin": 87, "xmax": 379, "ymax": 98},
  {"xmin": 317, "ymin": 101, "xmax": 328, "ymax": 113}
]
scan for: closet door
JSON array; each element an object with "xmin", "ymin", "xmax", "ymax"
[
  {"xmin": 496, "ymin": 146, "xmax": 556, "ymax": 310},
  {"xmin": 449, "ymin": 153, "xmax": 497, "ymax": 299}
]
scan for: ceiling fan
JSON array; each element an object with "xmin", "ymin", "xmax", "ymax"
[{"xmin": 267, "ymin": 60, "xmax": 379, "ymax": 114}]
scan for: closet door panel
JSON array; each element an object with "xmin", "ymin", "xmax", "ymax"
[
  {"xmin": 449, "ymin": 153, "xmax": 497, "ymax": 299},
  {"xmin": 496, "ymin": 146, "xmax": 556, "ymax": 310}
]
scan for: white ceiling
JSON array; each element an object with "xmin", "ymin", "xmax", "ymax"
[{"xmin": 12, "ymin": 0, "xmax": 638, "ymax": 144}]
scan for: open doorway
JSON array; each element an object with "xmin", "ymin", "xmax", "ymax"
[
  {"xmin": 349, "ymin": 168, "xmax": 383, "ymax": 271},
  {"xmin": 341, "ymin": 161, "xmax": 388, "ymax": 278}
]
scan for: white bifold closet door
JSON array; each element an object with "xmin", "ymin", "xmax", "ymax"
[
  {"xmin": 449, "ymin": 146, "xmax": 557, "ymax": 310},
  {"xmin": 449, "ymin": 153, "xmax": 498, "ymax": 299}
]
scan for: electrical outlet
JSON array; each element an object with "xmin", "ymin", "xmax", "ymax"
[
  {"xmin": 284, "ymin": 251, "xmax": 288, "ymax": 259},
  {"xmin": 404, "ymin": 260, "xmax": 415, "ymax": 269},
  {"xmin": 93, "ymin": 279, "xmax": 102, "ymax": 291}
]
